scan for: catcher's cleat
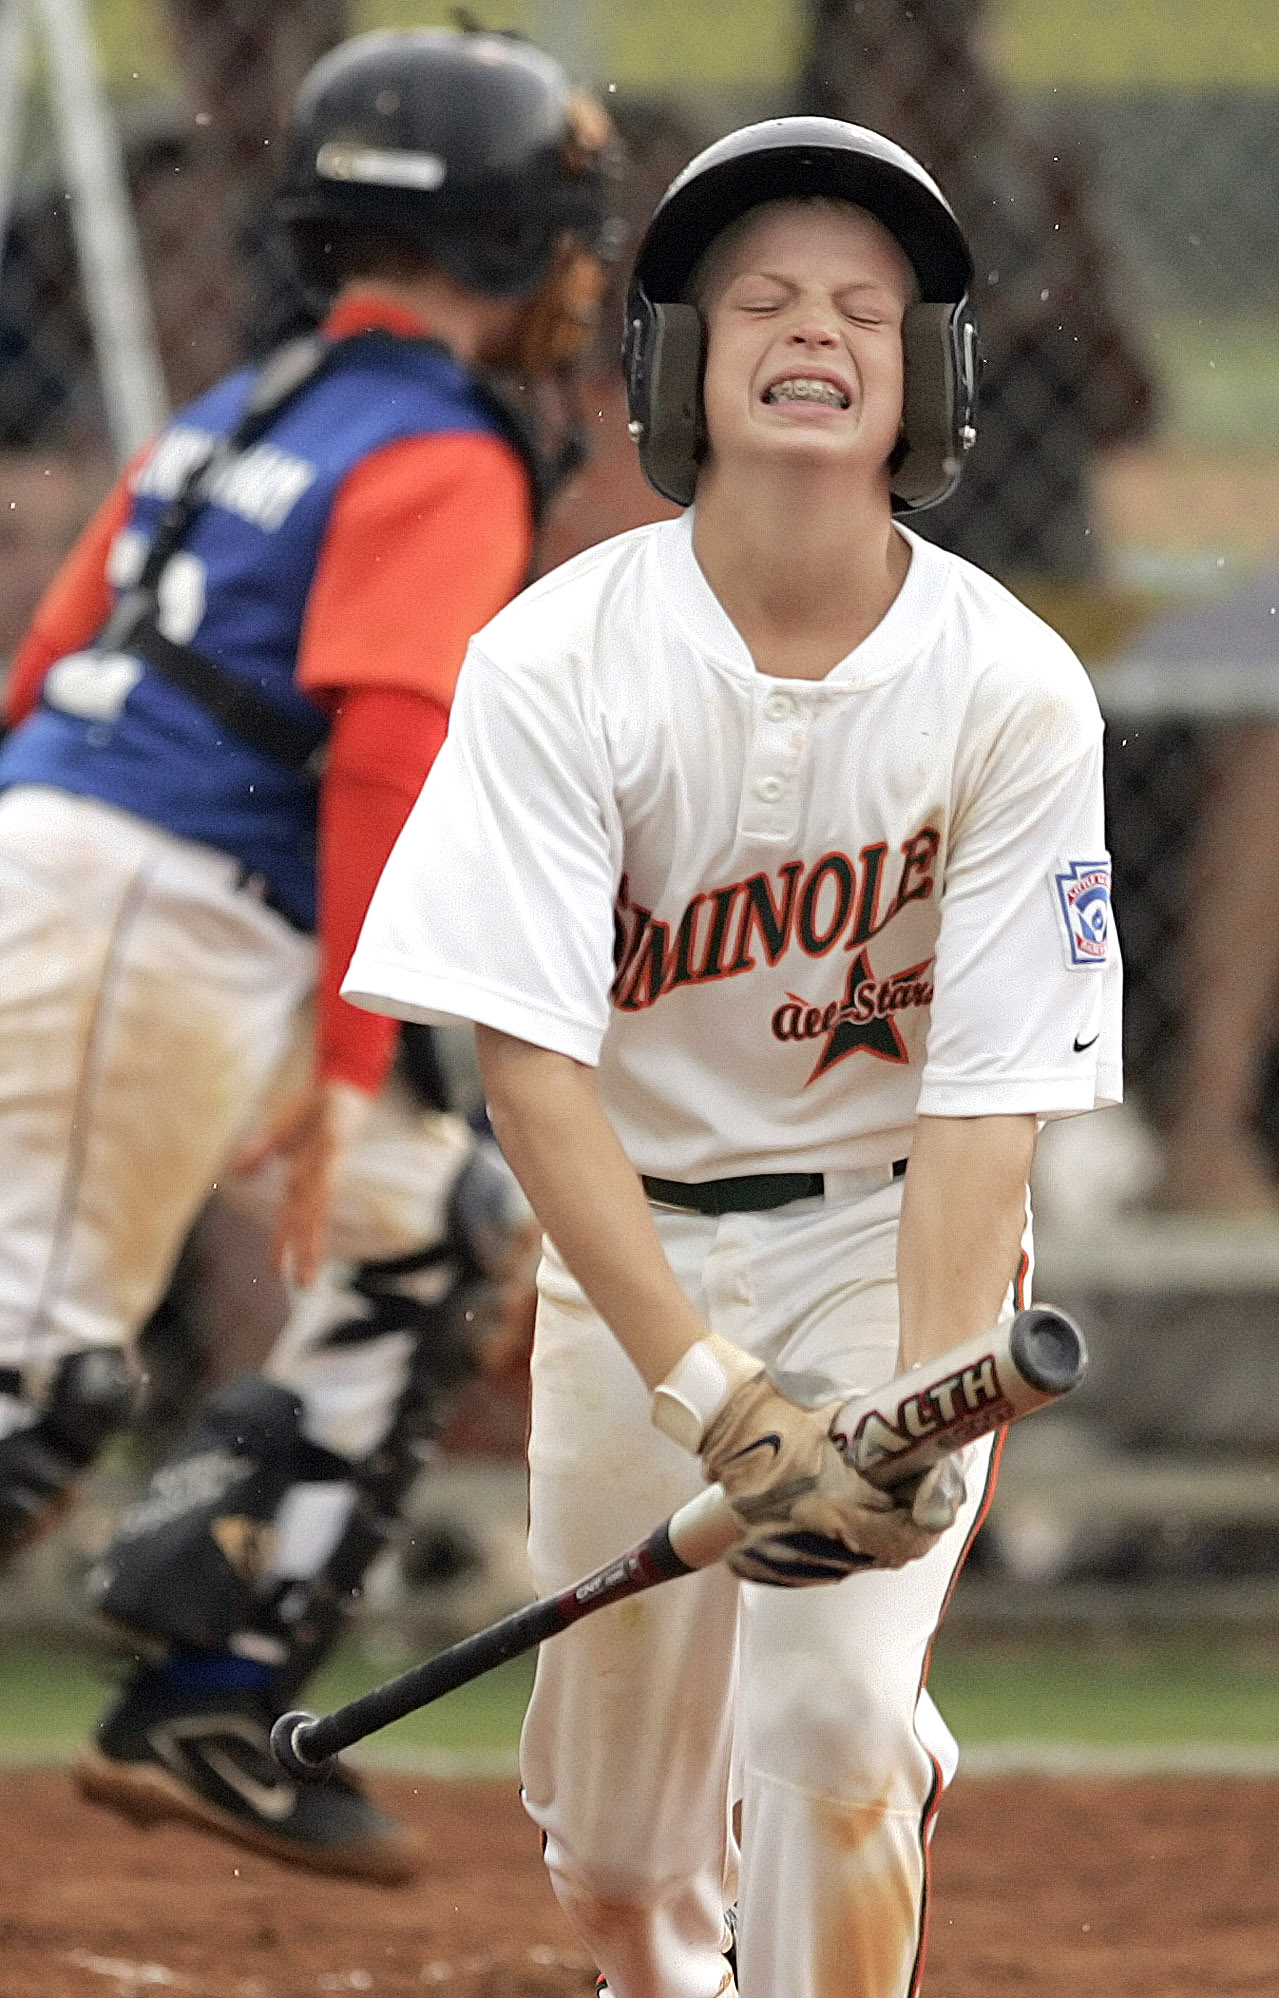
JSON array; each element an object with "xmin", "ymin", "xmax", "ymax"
[
  {"xmin": 595, "ymin": 1907, "xmax": 738, "ymax": 1995},
  {"xmin": 74, "ymin": 1673, "xmax": 421, "ymax": 1884}
]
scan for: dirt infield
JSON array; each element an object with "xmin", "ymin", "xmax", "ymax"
[{"xmin": 2, "ymin": 1765, "xmax": 1277, "ymax": 1996}]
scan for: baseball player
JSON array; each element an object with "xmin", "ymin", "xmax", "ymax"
[
  {"xmin": 343, "ymin": 117, "xmax": 1123, "ymax": 1995},
  {"xmin": 0, "ymin": 27, "xmax": 614, "ymax": 1881}
]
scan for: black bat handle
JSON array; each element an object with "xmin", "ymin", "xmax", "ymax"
[
  {"xmin": 270, "ymin": 1508, "xmax": 704, "ymax": 1782},
  {"xmin": 271, "ymin": 1594, "xmax": 568, "ymax": 1779}
]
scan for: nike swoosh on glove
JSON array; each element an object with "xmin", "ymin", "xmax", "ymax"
[
  {"xmin": 695, "ymin": 1347, "xmax": 964, "ymax": 1585},
  {"xmin": 727, "ymin": 1457, "xmax": 967, "ymax": 1588},
  {"xmin": 651, "ymin": 1334, "xmax": 966, "ymax": 1588}
]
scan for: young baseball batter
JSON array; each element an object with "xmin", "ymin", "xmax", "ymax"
[
  {"xmin": 343, "ymin": 119, "xmax": 1122, "ymax": 1996},
  {"xmin": 0, "ymin": 27, "xmax": 614, "ymax": 1881}
]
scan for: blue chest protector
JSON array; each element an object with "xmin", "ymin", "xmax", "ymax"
[{"xmin": 0, "ymin": 333, "xmax": 525, "ymax": 930}]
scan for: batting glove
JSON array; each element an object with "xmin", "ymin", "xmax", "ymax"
[
  {"xmin": 651, "ymin": 1333, "xmax": 965, "ymax": 1588},
  {"xmin": 727, "ymin": 1457, "xmax": 967, "ymax": 1587}
]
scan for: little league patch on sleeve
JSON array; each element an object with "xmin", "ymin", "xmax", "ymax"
[{"xmin": 1053, "ymin": 858, "xmax": 1112, "ymax": 967}]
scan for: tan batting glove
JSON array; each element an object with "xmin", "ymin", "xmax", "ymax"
[{"xmin": 651, "ymin": 1334, "xmax": 962, "ymax": 1585}]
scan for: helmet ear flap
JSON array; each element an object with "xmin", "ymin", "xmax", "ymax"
[
  {"xmin": 892, "ymin": 299, "xmax": 981, "ymax": 514},
  {"xmin": 622, "ymin": 289, "xmax": 981, "ymax": 514},
  {"xmin": 624, "ymin": 295, "xmax": 704, "ymax": 507}
]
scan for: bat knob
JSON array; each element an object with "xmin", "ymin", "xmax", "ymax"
[{"xmin": 270, "ymin": 1709, "xmax": 334, "ymax": 1784}]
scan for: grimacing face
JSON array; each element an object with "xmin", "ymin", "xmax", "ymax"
[{"xmin": 695, "ymin": 198, "xmax": 915, "ymax": 487}]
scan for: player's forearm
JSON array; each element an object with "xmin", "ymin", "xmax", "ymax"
[
  {"xmin": 895, "ymin": 1112, "xmax": 1037, "ymax": 1372},
  {"xmin": 476, "ymin": 1026, "xmax": 708, "ymax": 1388}
]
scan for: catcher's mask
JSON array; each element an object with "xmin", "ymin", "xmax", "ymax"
[
  {"xmin": 275, "ymin": 25, "xmax": 620, "ymax": 377},
  {"xmin": 623, "ymin": 116, "xmax": 980, "ymax": 511}
]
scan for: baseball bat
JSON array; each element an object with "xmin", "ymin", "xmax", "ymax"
[{"xmin": 271, "ymin": 1302, "xmax": 1084, "ymax": 1781}]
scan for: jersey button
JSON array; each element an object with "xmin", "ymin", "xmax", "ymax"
[
  {"xmin": 763, "ymin": 692, "xmax": 795, "ymax": 722},
  {"xmin": 755, "ymin": 775, "xmax": 785, "ymax": 802}
]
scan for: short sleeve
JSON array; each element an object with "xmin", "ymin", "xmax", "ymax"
[
  {"xmin": 297, "ymin": 431, "xmax": 531, "ymax": 704},
  {"xmin": 918, "ymin": 680, "xmax": 1123, "ymax": 1118},
  {"xmin": 342, "ymin": 641, "xmax": 624, "ymax": 1063}
]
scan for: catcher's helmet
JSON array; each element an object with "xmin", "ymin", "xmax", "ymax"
[
  {"xmin": 276, "ymin": 27, "xmax": 616, "ymax": 300},
  {"xmin": 622, "ymin": 117, "xmax": 980, "ymax": 511}
]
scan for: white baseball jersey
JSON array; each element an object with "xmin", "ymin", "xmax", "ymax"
[{"xmin": 345, "ymin": 513, "xmax": 1121, "ymax": 1177}]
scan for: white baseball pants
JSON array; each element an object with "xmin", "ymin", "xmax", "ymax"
[
  {"xmin": 519, "ymin": 1170, "xmax": 1006, "ymax": 1998},
  {"xmin": 0, "ymin": 786, "xmax": 315, "ymax": 1391},
  {"xmin": 0, "ymin": 786, "xmax": 474, "ymax": 1451}
]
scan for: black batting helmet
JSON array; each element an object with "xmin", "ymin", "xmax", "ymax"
[
  {"xmin": 622, "ymin": 116, "xmax": 980, "ymax": 511},
  {"xmin": 276, "ymin": 26, "xmax": 617, "ymax": 301}
]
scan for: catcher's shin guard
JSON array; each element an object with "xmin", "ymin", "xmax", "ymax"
[
  {"xmin": 0, "ymin": 1348, "xmax": 136, "ymax": 1564},
  {"xmin": 86, "ymin": 1372, "xmax": 337, "ymax": 1650},
  {"xmin": 89, "ymin": 1144, "xmax": 510, "ymax": 1682},
  {"xmin": 252, "ymin": 1248, "xmax": 492, "ymax": 1703}
]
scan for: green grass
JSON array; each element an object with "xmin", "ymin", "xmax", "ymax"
[
  {"xmin": 310, "ymin": 1645, "xmax": 536, "ymax": 1765},
  {"xmin": 928, "ymin": 1636, "xmax": 1279, "ymax": 1748},
  {"xmin": 0, "ymin": 1641, "xmax": 108, "ymax": 1756},
  {"xmin": 0, "ymin": 1630, "xmax": 1275, "ymax": 1767},
  {"xmin": 991, "ymin": 0, "xmax": 1279, "ymax": 88},
  {"xmin": 0, "ymin": 1635, "xmax": 537, "ymax": 1766}
]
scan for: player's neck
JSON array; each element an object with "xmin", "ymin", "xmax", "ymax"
[{"xmin": 691, "ymin": 468, "xmax": 909, "ymax": 682}]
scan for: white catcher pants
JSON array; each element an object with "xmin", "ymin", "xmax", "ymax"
[
  {"xmin": 520, "ymin": 1171, "xmax": 1006, "ymax": 1998},
  {"xmin": 0, "ymin": 787, "xmax": 474, "ymax": 1463}
]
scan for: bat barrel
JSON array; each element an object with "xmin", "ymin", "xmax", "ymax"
[
  {"xmin": 1009, "ymin": 1305, "xmax": 1088, "ymax": 1396},
  {"xmin": 831, "ymin": 1301, "xmax": 1090, "ymax": 1485}
]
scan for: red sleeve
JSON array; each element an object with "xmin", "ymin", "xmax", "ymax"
[
  {"xmin": 297, "ymin": 429, "xmax": 532, "ymax": 705},
  {"xmin": 4, "ymin": 473, "xmax": 135, "ymax": 726},
  {"xmin": 317, "ymin": 684, "xmax": 450, "ymax": 1093}
]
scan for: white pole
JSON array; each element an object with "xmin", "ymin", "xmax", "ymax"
[
  {"xmin": 0, "ymin": 0, "xmax": 29, "ymax": 252},
  {"xmin": 33, "ymin": 0, "xmax": 169, "ymax": 461}
]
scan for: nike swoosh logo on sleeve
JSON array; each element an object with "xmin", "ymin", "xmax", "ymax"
[{"xmin": 1073, "ymin": 1032, "xmax": 1100, "ymax": 1052}]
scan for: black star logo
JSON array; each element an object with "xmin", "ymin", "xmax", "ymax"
[{"xmin": 808, "ymin": 951, "xmax": 911, "ymax": 1082}]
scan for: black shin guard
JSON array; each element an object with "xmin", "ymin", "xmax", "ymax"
[
  {"xmin": 0, "ymin": 1349, "xmax": 136, "ymax": 1564},
  {"xmin": 251, "ymin": 1261, "xmax": 492, "ymax": 1703},
  {"xmin": 88, "ymin": 1372, "xmax": 345, "ymax": 1651},
  {"xmin": 91, "ymin": 1153, "xmax": 510, "ymax": 1682}
]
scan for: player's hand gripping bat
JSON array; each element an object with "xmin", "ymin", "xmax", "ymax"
[{"xmin": 272, "ymin": 1303, "xmax": 1085, "ymax": 1781}]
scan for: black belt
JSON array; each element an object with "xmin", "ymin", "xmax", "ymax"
[{"xmin": 641, "ymin": 1161, "xmax": 907, "ymax": 1216}]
